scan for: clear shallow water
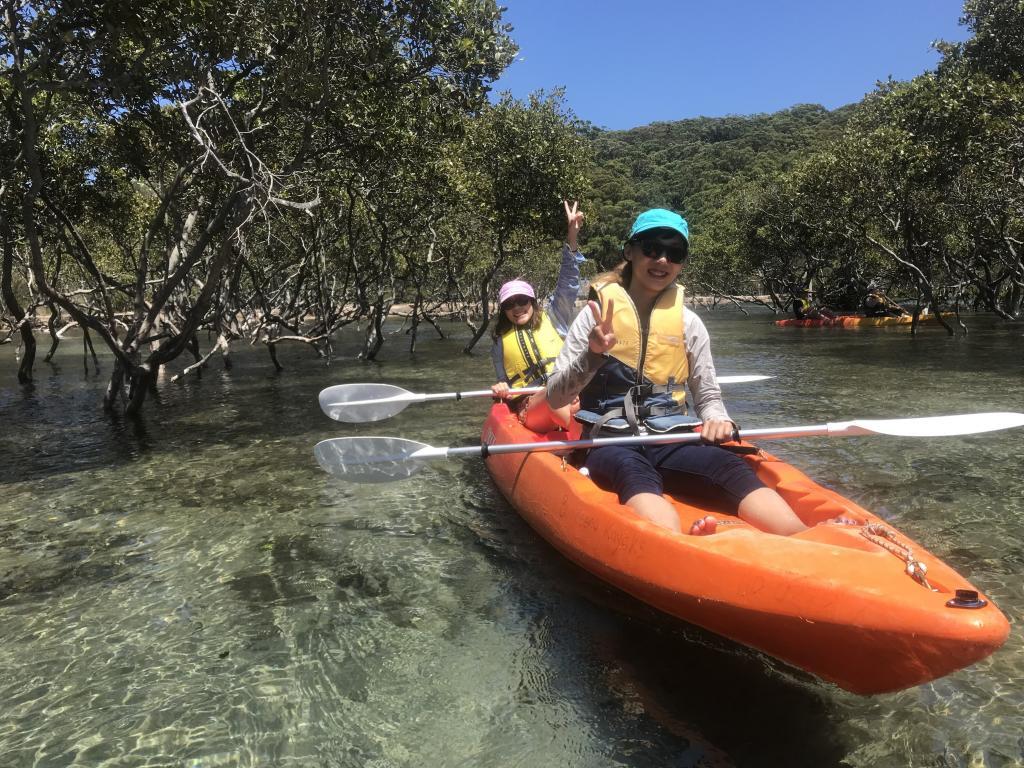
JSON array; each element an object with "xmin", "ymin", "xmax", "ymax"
[{"xmin": 1, "ymin": 310, "xmax": 1022, "ymax": 768}]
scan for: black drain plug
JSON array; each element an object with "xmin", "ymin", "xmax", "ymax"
[{"xmin": 946, "ymin": 589, "xmax": 987, "ymax": 609}]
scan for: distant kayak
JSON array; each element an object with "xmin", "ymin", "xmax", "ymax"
[
  {"xmin": 482, "ymin": 403, "xmax": 1009, "ymax": 695},
  {"xmin": 775, "ymin": 312, "xmax": 950, "ymax": 328}
]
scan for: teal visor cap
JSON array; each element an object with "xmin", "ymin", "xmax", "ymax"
[{"xmin": 629, "ymin": 208, "xmax": 689, "ymax": 242}]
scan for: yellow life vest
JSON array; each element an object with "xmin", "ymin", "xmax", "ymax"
[
  {"xmin": 500, "ymin": 311, "xmax": 563, "ymax": 387},
  {"xmin": 589, "ymin": 281, "xmax": 688, "ymax": 408}
]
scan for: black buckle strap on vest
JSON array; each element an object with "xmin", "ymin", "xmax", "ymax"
[
  {"xmin": 646, "ymin": 377, "xmax": 682, "ymax": 399},
  {"xmin": 507, "ymin": 355, "xmax": 556, "ymax": 388},
  {"xmin": 515, "ymin": 326, "xmax": 552, "ymax": 386},
  {"xmin": 588, "ymin": 383, "xmax": 680, "ymax": 437},
  {"xmin": 589, "ymin": 408, "xmax": 626, "ymax": 437},
  {"xmin": 623, "ymin": 383, "xmax": 650, "ymax": 432}
]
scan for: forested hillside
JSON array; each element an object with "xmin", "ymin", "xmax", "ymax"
[{"xmin": 583, "ymin": 104, "xmax": 853, "ymax": 268}]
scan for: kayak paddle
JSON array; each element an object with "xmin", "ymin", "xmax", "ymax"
[
  {"xmin": 314, "ymin": 411, "xmax": 1024, "ymax": 483},
  {"xmin": 319, "ymin": 375, "xmax": 774, "ymax": 423}
]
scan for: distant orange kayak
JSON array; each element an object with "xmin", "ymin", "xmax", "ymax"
[
  {"xmin": 482, "ymin": 403, "xmax": 1009, "ymax": 695},
  {"xmin": 775, "ymin": 312, "xmax": 951, "ymax": 327}
]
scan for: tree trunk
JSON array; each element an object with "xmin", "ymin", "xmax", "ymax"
[
  {"xmin": 83, "ymin": 328, "xmax": 99, "ymax": 374},
  {"xmin": 462, "ymin": 276, "xmax": 492, "ymax": 353},
  {"xmin": 124, "ymin": 364, "xmax": 154, "ymax": 418},
  {"xmin": 103, "ymin": 359, "xmax": 126, "ymax": 411},
  {"xmin": 43, "ymin": 301, "xmax": 60, "ymax": 362},
  {"xmin": 463, "ymin": 238, "xmax": 506, "ymax": 354},
  {"xmin": 361, "ymin": 293, "xmax": 392, "ymax": 361},
  {"xmin": 0, "ymin": 219, "xmax": 35, "ymax": 383},
  {"xmin": 408, "ymin": 291, "xmax": 421, "ymax": 354}
]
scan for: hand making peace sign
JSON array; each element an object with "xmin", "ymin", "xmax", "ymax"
[
  {"xmin": 564, "ymin": 200, "xmax": 584, "ymax": 251},
  {"xmin": 587, "ymin": 298, "xmax": 616, "ymax": 355}
]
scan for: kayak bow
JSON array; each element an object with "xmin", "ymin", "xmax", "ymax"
[{"xmin": 481, "ymin": 403, "xmax": 1010, "ymax": 695}]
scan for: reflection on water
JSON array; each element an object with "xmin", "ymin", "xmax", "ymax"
[{"xmin": 1, "ymin": 310, "xmax": 1022, "ymax": 767}]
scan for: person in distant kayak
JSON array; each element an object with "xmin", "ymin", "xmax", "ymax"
[
  {"xmin": 863, "ymin": 287, "xmax": 908, "ymax": 317},
  {"xmin": 792, "ymin": 290, "xmax": 836, "ymax": 321},
  {"xmin": 490, "ymin": 200, "xmax": 585, "ymax": 432},
  {"xmin": 545, "ymin": 208, "xmax": 814, "ymax": 537}
]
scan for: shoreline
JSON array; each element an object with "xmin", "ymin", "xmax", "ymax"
[
  {"xmin": 387, "ymin": 294, "xmax": 772, "ymax": 317},
  {"xmin": 8, "ymin": 295, "xmax": 776, "ymax": 334}
]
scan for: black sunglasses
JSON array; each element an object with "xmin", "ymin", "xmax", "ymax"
[
  {"xmin": 632, "ymin": 239, "xmax": 688, "ymax": 264},
  {"xmin": 501, "ymin": 295, "xmax": 533, "ymax": 310}
]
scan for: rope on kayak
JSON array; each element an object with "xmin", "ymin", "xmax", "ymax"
[{"xmin": 860, "ymin": 523, "xmax": 935, "ymax": 590}]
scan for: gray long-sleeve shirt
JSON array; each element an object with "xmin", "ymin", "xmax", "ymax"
[
  {"xmin": 545, "ymin": 295, "xmax": 732, "ymax": 423},
  {"xmin": 491, "ymin": 243, "xmax": 585, "ymax": 382}
]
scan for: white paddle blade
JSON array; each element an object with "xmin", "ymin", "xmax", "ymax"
[
  {"xmin": 717, "ymin": 375, "xmax": 773, "ymax": 384},
  {"xmin": 314, "ymin": 436, "xmax": 433, "ymax": 482},
  {"xmin": 318, "ymin": 383, "xmax": 415, "ymax": 423},
  {"xmin": 835, "ymin": 412, "xmax": 1024, "ymax": 438}
]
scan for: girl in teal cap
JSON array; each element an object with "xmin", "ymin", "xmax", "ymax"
[{"xmin": 543, "ymin": 208, "xmax": 813, "ymax": 536}]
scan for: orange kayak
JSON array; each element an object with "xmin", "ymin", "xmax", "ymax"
[
  {"xmin": 482, "ymin": 404, "xmax": 1009, "ymax": 695},
  {"xmin": 775, "ymin": 312, "xmax": 950, "ymax": 328}
]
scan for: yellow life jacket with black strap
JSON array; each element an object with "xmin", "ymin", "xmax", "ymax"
[
  {"xmin": 578, "ymin": 281, "xmax": 693, "ymax": 434},
  {"xmin": 500, "ymin": 311, "xmax": 563, "ymax": 388}
]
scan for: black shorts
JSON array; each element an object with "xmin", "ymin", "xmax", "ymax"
[{"xmin": 583, "ymin": 443, "xmax": 765, "ymax": 511}]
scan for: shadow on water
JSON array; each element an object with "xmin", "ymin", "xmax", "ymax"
[{"xmin": 538, "ymin": 570, "xmax": 849, "ymax": 767}]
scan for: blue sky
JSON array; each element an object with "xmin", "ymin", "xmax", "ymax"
[{"xmin": 491, "ymin": 0, "xmax": 970, "ymax": 130}]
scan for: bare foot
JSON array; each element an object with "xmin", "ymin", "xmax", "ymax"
[
  {"xmin": 689, "ymin": 515, "xmax": 718, "ymax": 536},
  {"xmin": 820, "ymin": 516, "xmax": 859, "ymax": 526}
]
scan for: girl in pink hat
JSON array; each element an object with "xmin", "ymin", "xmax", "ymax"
[{"xmin": 490, "ymin": 201, "xmax": 584, "ymax": 432}]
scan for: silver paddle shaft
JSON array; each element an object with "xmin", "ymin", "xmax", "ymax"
[
  {"xmin": 419, "ymin": 424, "xmax": 841, "ymax": 461},
  {"xmin": 329, "ymin": 387, "xmax": 544, "ymax": 410}
]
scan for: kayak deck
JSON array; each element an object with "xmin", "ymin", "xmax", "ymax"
[{"xmin": 482, "ymin": 404, "xmax": 1009, "ymax": 695}]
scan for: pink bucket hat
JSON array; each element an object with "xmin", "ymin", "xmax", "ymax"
[{"xmin": 498, "ymin": 279, "xmax": 535, "ymax": 305}]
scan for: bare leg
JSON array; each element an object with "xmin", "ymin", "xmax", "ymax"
[
  {"xmin": 549, "ymin": 402, "xmax": 574, "ymax": 429},
  {"xmin": 521, "ymin": 392, "xmax": 578, "ymax": 432},
  {"xmin": 623, "ymin": 492, "xmax": 682, "ymax": 533},
  {"xmin": 521, "ymin": 392, "xmax": 558, "ymax": 432},
  {"xmin": 737, "ymin": 487, "xmax": 808, "ymax": 535}
]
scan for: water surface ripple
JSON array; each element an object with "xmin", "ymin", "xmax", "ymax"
[{"xmin": 1, "ymin": 310, "xmax": 1022, "ymax": 767}]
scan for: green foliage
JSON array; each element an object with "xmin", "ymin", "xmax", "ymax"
[
  {"xmin": 583, "ymin": 104, "xmax": 852, "ymax": 270},
  {"xmin": 1, "ymin": 0, "xmax": 526, "ymax": 405},
  {"xmin": 938, "ymin": 0, "xmax": 1024, "ymax": 79},
  {"xmin": 460, "ymin": 90, "xmax": 589, "ymax": 255}
]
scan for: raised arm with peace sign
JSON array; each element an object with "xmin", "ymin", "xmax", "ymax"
[{"xmin": 564, "ymin": 199, "xmax": 583, "ymax": 251}]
